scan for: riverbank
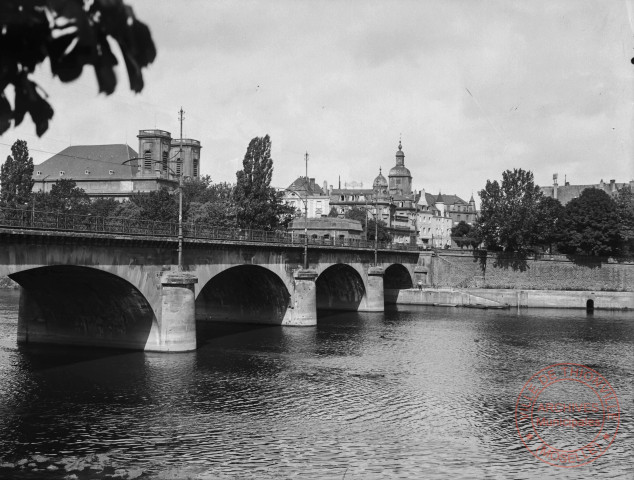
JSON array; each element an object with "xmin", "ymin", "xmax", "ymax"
[{"xmin": 388, "ymin": 287, "xmax": 634, "ymax": 310}]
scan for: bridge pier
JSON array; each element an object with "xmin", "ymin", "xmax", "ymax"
[
  {"xmin": 153, "ymin": 272, "xmax": 198, "ymax": 352},
  {"xmin": 359, "ymin": 266, "xmax": 385, "ymax": 312},
  {"xmin": 286, "ymin": 269, "xmax": 318, "ymax": 326}
]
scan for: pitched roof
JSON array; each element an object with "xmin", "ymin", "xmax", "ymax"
[
  {"xmin": 424, "ymin": 192, "xmax": 466, "ymax": 206},
  {"xmin": 287, "ymin": 176, "xmax": 325, "ymax": 195},
  {"xmin": 35, "ymin": 144, "xmax": 139, "ymax": 179}
]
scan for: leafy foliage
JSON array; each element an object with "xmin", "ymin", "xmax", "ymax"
[
  {"xmin": 344, "ymin": 207, "xmax": 367, "ymax": 225},
  {"xmin": 0, "ymin": 139, "xmax": 34, "ymax": 207},
  {"xmin": 34, "ymin": 178, "xmax": 90, "ymax": 214},
  {"xmin": 186, "ymin": 179, "xmax": 238, "ymax": 228},
  {"xmin": 533, "ymin": 196, "xmax": 565, "ymax": 252},
  {"xmin": 475, "ymin": 169, "xmax": 544, "ymax": 252},
  {"xmin": 615, "ymin": 186, "xmax": 634, "ymax": 254},
  {"xmin": 451, "ymin": 221, "xmax": 478, "ymax": 248},
  {"xmin": 0, "ymin": 0, "xmax": 156, "ymax": 136},
  {"xmin": 234, "ymin": 135, "xmax": 294, "ymax": 230},
  {"xmin": 130, "ymin": 188, "xmax": 178, "ymax": 223},
  {"xmin": 558, "ymin": 188, "xmax": 623, "ymax": 256},
  {"xmin": 327, "ymin": 207, "xmax": 339, "ymax": 218},
  {"xmin": 367, "ymin": 218, "xmax": 392, "ymax": 242}
]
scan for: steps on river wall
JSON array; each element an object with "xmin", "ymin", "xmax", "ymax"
[
  {"xmin": 389, "ymin": 287, "xmax": 634, "ymax": 310},
  {"xmin": 386, "ymin": 288, "xmax": 506, "ymax": 308}
]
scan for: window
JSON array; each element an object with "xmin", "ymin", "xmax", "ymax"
[
  {"xmin": 144, "ymin": 151, "xmax": 152, "ymax": 170},
  {"xmin": 162, "ymin": 151, "xmax": 168, "ymax": 172},
  {"xmin": 59, "ymin": 171, "xmax": 65, "ymax": 176},
  {"xmin": 193, "ymin": 159, "xmax": 199, "ymax": 177},
  {"xmin": 176, "ymin": 158, "xmax": 182, "ymax": 176},
  {"xmin": 109, "ymin": 170, "xmax": 114, "ymax": 175},
  {"xmin": 85, "ymin": 169, "xmax": 90, "ymax": 175},
  {"xmin": 36, "ymin": 171, "xmax": 42, "ymax": 176}
]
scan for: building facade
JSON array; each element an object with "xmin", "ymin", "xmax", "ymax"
[
  {"xmin": 287, "ymin": 217, "xmax": 363, "ymax": 242},
  {"xmin": 33, "ymin": 129, "xmax": 202, "ymax": 200}
]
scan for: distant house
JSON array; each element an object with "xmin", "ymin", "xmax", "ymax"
[
  {"xmin": 281, "ymin": 176, "xmax": 330, "ymax": 218},
  {"xmin": 32, "ymin": 129, "xmax": 202, "ymax": 200},
  {"xmin": 541, "ymin": 174, "xmax": 633, "ymax": 205}
]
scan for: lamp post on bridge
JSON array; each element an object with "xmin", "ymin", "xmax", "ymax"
[
  {"xmin": 122, "ymin": 155, "xmax": 184, "ymax": 269},
  {"xmin": 362, "ymin": 194, "xmax": 379, "ymax": 266},
  {"xmin": 282, "ymin": 154, "xmax": 310, "ymax": 269}
]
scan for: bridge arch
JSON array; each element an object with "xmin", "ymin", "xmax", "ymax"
[
  {"xmin": 9, "ymin": 265, "xmax": 158, "ymax": 349},
  {"xmin": 384, "ymin": 263, "xmax": 413, "ymax": 289},
  {"xmin": 196, "ymin": 265, "xmax": 291, "ymax": 324},
  {"xmin": 316, "ymin": 263, "xmax": 366, "ymax": 311}
]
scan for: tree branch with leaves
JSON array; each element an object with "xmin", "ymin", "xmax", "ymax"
[{"xmin": 0, "ymin": 0, "xmax": 156, "ymax": 136}]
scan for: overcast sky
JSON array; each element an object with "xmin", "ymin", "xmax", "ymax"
[{"xmin": 2, "ymin": 0, "xmax": 634, "ymax": 203}]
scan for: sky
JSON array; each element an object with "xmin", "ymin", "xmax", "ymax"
[{"xmin": 2, "ymin": 0, "xmax": 634, "ymax": 205}]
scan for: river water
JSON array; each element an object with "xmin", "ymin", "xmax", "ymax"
[{"xmin": 0, "ymin": 289, "xmax": 632, "ymax": 479}]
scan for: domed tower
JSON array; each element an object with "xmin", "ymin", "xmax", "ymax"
[
  {"xmin": 388, "ymin": 140, "xmax": 412, "ymax": 195},
  {"xmin": 373, "ymin": 167, "xmax": 388, "ymax": 195}
]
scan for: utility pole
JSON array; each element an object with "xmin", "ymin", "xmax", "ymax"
[
  {"xmin": 303, "ymin": 151, "xmax": 309, "ymax": 269},
  {"xmin": 177, "ymin": 107, "xmax": 185, "ymax": 270}
]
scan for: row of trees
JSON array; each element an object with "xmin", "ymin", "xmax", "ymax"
[
  {"xmin": 469, "ymin": 168, "xmax": 633, "ymax": 256},
  {"xmin": 0, "ymin": 136, "xmax": 296, "ymax": 231}
]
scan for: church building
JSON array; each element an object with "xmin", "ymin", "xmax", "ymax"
[{"xmin": 32, "ymin": 129, "xmax": 202, "ymax": 200}]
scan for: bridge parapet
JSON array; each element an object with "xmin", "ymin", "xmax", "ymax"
[{"xmin": 0, "ymin": 207, "xmax": 421, "ymax": 253}]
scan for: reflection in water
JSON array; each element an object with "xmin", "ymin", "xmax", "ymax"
[{"xmin": 0, "ymin": 290, "xmax": 632, "ymax": 479}]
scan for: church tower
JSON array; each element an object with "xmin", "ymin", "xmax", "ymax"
[
  {"xmin": 137, "ymin": 129, "xmax": 172, "ymax": 177},
  {"xmin": 388, "ymin": 140, "xmax": 412, "ymax": 195},
  {"xmin": 170, "ymin": 138, "xmax": 202, "ymax": 179}
]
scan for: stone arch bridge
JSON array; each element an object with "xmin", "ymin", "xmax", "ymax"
[{"xmin": 0, "ymin": 227, "xmax": 422, "ymax": 353}]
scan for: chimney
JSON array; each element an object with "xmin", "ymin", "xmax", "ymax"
[
  {"xmin": 310, "ymin": 178, "xmax": 315, "ymax": 191},
  {"xmin": 553, "ymin": 173, "xmax": 558, "ymax": 200},
  {"xmin": 610, "ymin": 179, "xmax": 616, "ymax": 192}
]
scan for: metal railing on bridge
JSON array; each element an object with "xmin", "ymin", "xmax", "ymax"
[{"xmin": 0, "ymin": 207, "xmax": 421, "ymax": 252}]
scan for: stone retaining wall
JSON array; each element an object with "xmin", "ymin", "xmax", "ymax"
[{"xmin": 431, "ymin": 250, "xmax": 634, "ymax": 292}]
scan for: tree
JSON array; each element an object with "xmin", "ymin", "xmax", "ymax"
[
  {"xmin": 131, "ymin": 188, "xmax": 178, "ymax": 223},
  {"xmin": 328, "ymin": 207, "xmax": 339, "ymax": 218},
  {"xmin": 615, "ymin": 186, "xmax": 634, "ymax": 254},
  {"xmin": 367, "ymin": 218, "xmax": 392, "ymax": 242},
  {"xmin": 185, "ymin": 180, "xmax": 238, "ymax": 229},
  {"xmin": 533, "ymin": 196, "xmax": 565, "ymax": 253},
  {"xmin": 34, "ymin": 178, "xmax": 90, "ymax": 214},
  {"xmin": 558, "ymin": 188, "xmax": 622, "ymax": 256},
  {"xmin": 475, "ymin": 168, "xmax": 544, "ymax": 252},
  {"xmin": 0, "ymin": 1, "xmax": 156, "ymax": 136},
  {"xmin": 89, "ymin": 198, "xmax": 120, "ymax": 218},
  {"xmin": 345, "ymin": 207, "xmax": 367, "ymax": 226},
  {"xmin": 234, "ymin": 135, "xmax": 294, "ymax": 230},
  {"xmin": 451, "ymin": 221, "xmax": 477, "ymax": 249},
  {"xmin": 0, "ymin": 139, "xmax": 34, "ymax": 208}
]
